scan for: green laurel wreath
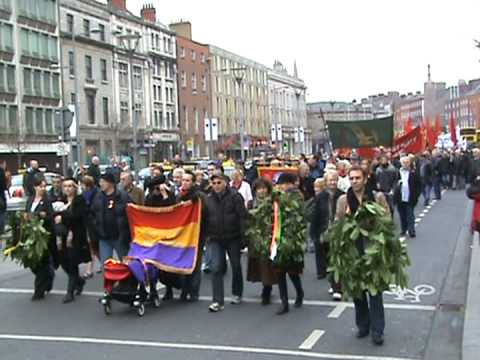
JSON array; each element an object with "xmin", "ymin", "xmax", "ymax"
[
  {"xmin": 3, "ymin": 212, "xmax": 51, "ymax": 270},
  {"xmin": 326, "ymin": 201, "xmax": 410, "ymax": 299}
]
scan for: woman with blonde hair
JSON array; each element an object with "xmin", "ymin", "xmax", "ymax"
[{"xmin": 54, "ymin": 178, "xmax": 91, "ymax": 303}]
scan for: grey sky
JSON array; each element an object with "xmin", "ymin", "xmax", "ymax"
[{"xmin": 115, "ymin": 0, "xmax": 480, "ymax": 102}]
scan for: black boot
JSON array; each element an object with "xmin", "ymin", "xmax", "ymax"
[
  {"xmin": 261, "ymin": 286, "xmax": 272, "ymax": 305},
  {"xmin": 163, "ymin": 286, "xmax": 173, "ymax": 301},
  {"xmin": 75, "ymin": 277, "xmax": 86, "ymax": 296},
  {"xmin": 62, "ymin": 292, "xmax": 74, "ymax": 304},
  {"xmin": 276, "ymin": 300, "xmax": 289, "ymax": 315},
  {"xmin": 63, "ymin": 275, "xmax": 76, "ymax": 303}
]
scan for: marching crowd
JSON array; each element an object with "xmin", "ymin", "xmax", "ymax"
[{"xmin": 0, "ymin": 146, "xmax": 478, "ymax": 346}]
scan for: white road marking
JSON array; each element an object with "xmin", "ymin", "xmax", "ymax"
[
  {"xmin": 422, "ymin": 209, "xmax": 429, "ymax": 214},
  {"xmin": 299, "ymin": 330, "xmax": 325, "ymax": 350},
  {"xmin": 0, "ymin": 289, "xmax": 436, "ymax": 311},
  {"xmin": 0, "ymin": 334, "xmax": 418, "ymax": 360},
  {"xmin": 415, "ymin": 219, "xmax": 422, "ymax": 223},
  {"xmin": 327, "ymin": 303, "xmax": 347, "ymax": 318},
  {"xmin": 419, "ymin": 213, "xmax": 425, "ymax": 218},
  {"xmin": 426, "ymin": 205, "xmax": 432, "ymax": 210}
]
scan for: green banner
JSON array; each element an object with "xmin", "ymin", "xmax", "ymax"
[{"xmin": 327, "ymin": 115, "xmax": 394, "ymax": 148}]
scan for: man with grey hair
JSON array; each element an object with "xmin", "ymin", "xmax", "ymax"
[
  {"xmin": 87, "ymin": 156, "xmax": 101, "ymax": 186},
  {"xmin": 394, "ymin": 156, "xmax": 421, "ymax": 238},
  {"xmin": 120, "ymin": 171, "xmax": 144, "ymax": 205},
  {"xmin": 172, "ymin": 167, "xmax": 185, "ymax": 196}
]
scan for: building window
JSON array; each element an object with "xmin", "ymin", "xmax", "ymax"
[
  {"xmin": 100, "ymin": 59, "xmax": 107, "ymax": 81},
  {"xmin": 83, "ymin": 19, "xmax": 90, "ymax": 37},
  {"xmin": 85, "ymin": 55, "xmax": 93, "ymax": 80},
  {"xmin": 9, "ymin": 106, "xmax": 17, "ymax": 132},
  {"xmin": 120, "ymin": 101, "xmax": 129, "ymax": 124},
  {"xmin": 68, "ymin": 51, "xmax": 74, "ymax": 76},
  {"xmin": 67, "ymin": 14, "xmax": 74, "ymax": 33},
  {"xmin": 70, "ymin": 92, "xmax": 76, "ymax": 105},
  {"xmin": 98, "ymin": 24, "xmax": 105, "ymax": 42},
  {"xmin": 119, "ymin": 63, "xmax": 128, "ymax": 88},
  {"xmin": 6, "ymin": 65, "xmax": 15, "ymax": 92},
  {"xmin": 184, "ymin": 106, "xmax": 188, "ymax": 133},
  {"xmin": 181, "ymin": 71, "xmax": 186, "ymax": 88},
  {"xmin": 180, "ymin": 47, "xmax": 185, "ymax": 58},
  {"xmin": 194, "ymin": 108, "xmax": 199, "ymax": 132},
  {"xmin": 201, "ymin": 53, "xmax": 206, "ymax": 63},
  {"xmin": 86, "ymin": 93, "xmax": 95, "ymax": 124},
  {"xmin": 102, "ymin": 97, "xmax": 109, "ymax": 125},
  {"xmin": 35, "ymin": 108, "xmax": 44, "ymax": 134},
  {"xmin": 133, "ymin": 66, "xmax": 142, "ymax": 90},
  {"xmin": 23, "ymin": 68, "xmax": 32, "ymax": 95},
  {"xmin": 159, "ymin": 110, "xmax": 164, "ymax": 128},
  {"xmin": 0, "ymin": 23, "xmax": 14, "ymax": 53},
  {"xmin": 42, "ymin": 72, "xmax": 50, "ymax": 97},
  {"xmin": 192, "ymin": 73, "xmax": 197, "ymax": 92},
  {"xmin": 33, "ymin": 70, "xmax": 42, "ymax": 96},
  {"xmin": 0, "ymin": 105, "xmax": 6, "ymax": 133},
  {"xmin": 202, "ymin": 75, "xmax": 207, "ymax": 92},
  {"xmin": 45, "ymin": 109, "xmax": 54, "ymax": 134},
  {"xmin": 191, "ymin": 50, "xmax": 196, "ymax": 61},
  {"xmin": 25, "ymin": 107, "xmax": 34, "ymax": 134},
  {"xmin": 52, "ymin": 73, "xmax": 60, "ymax": 98},
  {"xmin": 48, "ymin": 37, "xmax": 58, "ymax": 62}
]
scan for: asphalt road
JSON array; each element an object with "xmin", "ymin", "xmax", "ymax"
[{"xmin": 0, "ymin": 190, "xmax": 470, "ymax": 360}]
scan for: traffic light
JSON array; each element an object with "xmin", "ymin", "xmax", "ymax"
[{"xmin": 283, "ymin": 142, "xmax": 288, "ymax": 151}]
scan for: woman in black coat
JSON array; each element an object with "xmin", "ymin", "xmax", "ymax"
[
  {"xmin": 25, "ymin": 176, "xmax": 56, "ymax": 301},
  {"xmin": 54, "ymin": 178, "xmax": 91, "ymax": 303}
]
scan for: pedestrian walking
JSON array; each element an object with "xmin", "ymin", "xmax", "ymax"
[
  {"xmin": 274, "ymin": 173, "xmax": 305, "ymax": 315},
  {"xmin": 0, "ymin": 160, "xmax": 7, "ymax": 235},
  {"xmin": 246, "ymin": 178, "xmax": 278, "ymax": 305},
  {"xmin": 230, "ymin": 169, "xmax": 253, "ymax": 209},
  {"xmin": 47, "ymin": 175, "xmax": 66, "ymax": 204},
  {"xmin": 394, "ymin": 156, "xmax": 421, "ymax": 238},
  {"xmin": 375, "ymin": 155, "xmax": 398, "ymax": 212},
  {"xmin": 418, "ymin": 152, "xmax": 433, "ymax": 206},
  {"xmin": 87, "ymin": 156, "xmax": 101, "ymax": 186},
  {"xmin": 335, "ymin": 165, "xmax": 391, "ymax": 345},
  {"xmin": 91, "ymin": 173, "xmax": 132, "ymax": 264},
  {"xmin": 205, "ymin": 173, "xmax": 247, "ymax": 312},
  {"xmin": 80, "ymin": 176, "xmax": 100, "ymax": 279},
  {"xmin": 53, "ymin": 179, "xmax": 91, "ymax": 303},
  {"xmin": 26, "ymin": 176, "xmax": 56, "ymax": 301}
]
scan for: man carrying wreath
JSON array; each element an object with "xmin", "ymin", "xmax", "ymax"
[{"xmin": 335, "ymin": 165, "xmax": 391, "ymax": 346}]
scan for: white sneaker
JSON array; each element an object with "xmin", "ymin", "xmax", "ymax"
[
  {"xmin": 328, "ymin": 287, "xmax": 334, "ymax": 295},
  {"xmin": 332, "ymin": 292, "xmax": 342, "ymax": 301},
  {"xmin": 230, "ymin": 295, "xmax": 242, "ymax": 304},
  {"xmin": 208, "ymin": 302, "xmax": 224, "ymax": 312}
]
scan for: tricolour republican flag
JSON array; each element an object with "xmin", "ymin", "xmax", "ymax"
[
  {"xmin": 126, "ymin": 201, "xmax": 202, "ymax": 274},
  {"xmin": 270, "ymin": 200, "xmax": 283, "ymax": 261}
]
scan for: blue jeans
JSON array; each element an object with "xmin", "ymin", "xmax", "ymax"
[
  {"xmin": 397, "ymin": 202, "xmax": 415, "ymax": 235},
  {"xmin": 422, "ymin": 183, "xmax": 432, "ymax": 205},
  {"xmin": 99, "ymin": 238, "xmax": 129, "ymax": 265},
  {"xmin": 432, "ymin": 176, "xmax": 442, "ymax": 200},
  {"xmin": 209, "ymin": 240, "xmax": 243, "ymax": 305},
  {"xmin": 354, "ymin": 291, "xmax": 385, "ymax": 336}
]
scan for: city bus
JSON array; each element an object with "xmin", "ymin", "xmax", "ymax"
[{"xmin": 460, "ymin": 127, "xmax": 476, "ymax": 142}]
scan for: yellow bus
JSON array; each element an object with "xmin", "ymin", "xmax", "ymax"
[{"xmin": 460, "ymin": 127, "xmax": 476, "ymax": 142}]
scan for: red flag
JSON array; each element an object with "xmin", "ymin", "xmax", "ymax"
[
  {"xmin": 425, "ymin": 117, "xmax": 435, "ymax": 149},
  {"xmin": 404, "ymin": 117, "xmax": 414, "ymax": 134},
  {"xmin": 434, "ymin": 115, "xmax": 443, "ymax": 138},
  {"xmin": 392, "ymin": 127, "xmax": 424, "ymax": 156},
  {"xmin": 449, "ymin": 114, "xmax": 457, "ymax": 145}
]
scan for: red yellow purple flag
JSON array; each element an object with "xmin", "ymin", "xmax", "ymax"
[{"xmin": 126, "ymin": 201, "xmax": 202, "ymax": 274}]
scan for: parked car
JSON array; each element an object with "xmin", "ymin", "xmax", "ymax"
[{"xmin": 8, "ymin": 175, "xmax": 24, "ymax": 198}]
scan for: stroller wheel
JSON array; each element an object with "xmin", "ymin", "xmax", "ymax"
[
  {"xmin": 137, "ymin": 303, "xmax": 145, "ymax": 317},
  {"xmin": 153, "ymin": 296, "xmax": 161, "ymax": 308},
  {"xmin": 103, "ymin": 303, "xmax": 112, "ymax": 316}
]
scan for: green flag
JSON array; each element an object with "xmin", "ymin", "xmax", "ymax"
[{"xmin": 327, "ymin": 115, "xmax": 394, "ymax": 148}]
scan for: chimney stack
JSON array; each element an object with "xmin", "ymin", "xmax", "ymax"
[
  {"xmin": 170, "ymin": 21, "xmax": 192, "ymax": 40},
  {"xmin": 141, "ymin": 3, "xmax": 156, "ymax": 23},
  {"xmin": 109, "ymin": 0, "xmax": 127, "ymax": 11}
]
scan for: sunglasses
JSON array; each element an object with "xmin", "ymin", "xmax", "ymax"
[{"xmin": 212, "ymin": 181, "xmax": 223, "ymax": 185}]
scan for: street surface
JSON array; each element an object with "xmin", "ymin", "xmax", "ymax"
[{"xmin": 0, "ymin": 190, "xmax": 470, "ymax": 360}]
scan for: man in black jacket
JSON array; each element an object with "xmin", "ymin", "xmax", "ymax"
[
  {"xmin": 176, "ymin": 170, "xmax": 207, "ymax": 301},
  {"xmin": 419, "ymin": 151, "xmax": 433, "ymax": 206},
  {"xmin": 205, "ymin": 173, "xmax": 247, "ymax": 312},
  {"xmin": 394, "ymin": 156, "xmax": 421, "ymax": 238},
  {"xmin": 23, "ymin": 160, "xmax": 42, "ymax": 197},
  {"xmin": 91, "ymin": 173, "xmax": 132, "ymax": 264},
  {"xmin": 87, "ymin": 156, "xmax": 101, "ymax": 186}
]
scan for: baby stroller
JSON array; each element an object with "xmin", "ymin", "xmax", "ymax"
[{"xmin": 101, "ymin": 258, "xmax": 160, "ymax": 317}]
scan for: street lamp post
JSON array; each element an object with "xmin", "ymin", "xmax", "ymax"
[
  {"xmin": 231, "ymin": 67, "xmax": 247, "ymax": 161},
  {"xmin": 115, "ymin": 33, "xmax": 142, "ymax": 176}
]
